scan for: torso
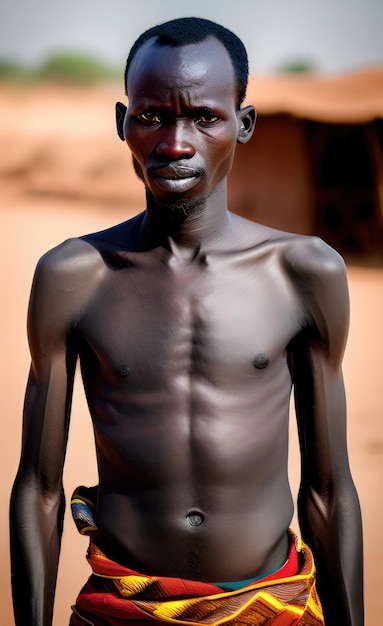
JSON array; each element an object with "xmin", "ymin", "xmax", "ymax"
[{"xmin": 70, "ymin": 214, "xmax": 309, "ymax": 580}]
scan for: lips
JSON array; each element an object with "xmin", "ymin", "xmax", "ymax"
[{"xmin": 149, "ymin": 164, "xmax": 203, "ymax": 194}]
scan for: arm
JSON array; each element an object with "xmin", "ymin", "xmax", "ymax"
[
  {"xmin": 289, "ymin": 238, "xmax": 363, "ymax": 625},
  {"xmin": 10, "ymin": 239, "xmax": 97, "ymax": 626}
]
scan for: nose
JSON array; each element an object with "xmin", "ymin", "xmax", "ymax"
[{"xmin": 155, "ymin": 120, "xmax": 195, "ymax": 159}]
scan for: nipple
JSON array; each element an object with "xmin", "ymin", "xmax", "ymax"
[
  {"xmin": 252, "ymin": 353, "xmax": 270, "ymax": 370},
  {"xmin": 187, "ymin": 511, "xmax": 205, "ymax": 526},
  {"xmin": 116, "ymin": 365, "xmax": 131, "ymax": 377}
]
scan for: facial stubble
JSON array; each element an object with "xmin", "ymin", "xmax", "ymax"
[{"xmin": 133, "ymin": 157, "xmax": 206, "ymax": 225}]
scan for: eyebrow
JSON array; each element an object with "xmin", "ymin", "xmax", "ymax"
[{"xmin": 132, "ymin": 103, "xmax": 223, "ymax": 117}]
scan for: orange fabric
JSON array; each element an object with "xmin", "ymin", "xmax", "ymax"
[{"xmin": 70, "ymin": 487, "xmax": 324, "ymax": 625}]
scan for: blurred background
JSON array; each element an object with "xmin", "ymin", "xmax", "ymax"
[{"xmin": 1, "ymin": 0, "xmax": 382, "ymax": 623}]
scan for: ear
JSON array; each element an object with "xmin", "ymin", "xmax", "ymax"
[
  {"xmin": 237, "ymin": 106, "xmax": 257, "ymax": 144},
  {"xmin": 115, "ymin": 102, "xmax": 127, "ymax": 141}
]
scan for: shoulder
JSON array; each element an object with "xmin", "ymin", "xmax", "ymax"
[
  {"xmin": 34, "ymin": 236, "xmax": 104, "ymax": 290},
  {"xmin": 282, "ymin": 235, "xmax": 347, "ymax": 287},
  {"xmin": 35, "ymin": 212, "xmax": 143, "ymax": 277},
  {"xmin": 281, "ymin": 236, "xmax": 349, "ymax": 327},
  {"xmin": 80, "ymin": 213, "xmax": 144, "ymax": 251},
  {"xmin": 231, "ymin": 214, "xmax": 347, "ymax": 281},
  {"xmin": 29, "ymin": 237, "xmax": 105, "ymax": 334},
  {"xmin": 282, "ymin": 236, "xmax": 349, "ymax": 359},
  {"xmin": 232, "ymin": 215, "xmax": 347, "ymax": 284}
]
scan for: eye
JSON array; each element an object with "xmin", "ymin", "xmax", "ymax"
[
  {"xmin": 195, "ymin": 112, "xmax": 221, "ymax": 125},
  {"xmin": 137, "ymin": 111, "xmax": 162, "ymax": 124}
]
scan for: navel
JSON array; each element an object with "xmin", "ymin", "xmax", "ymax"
[
  {"xmin": 186, "ymin": 511, "xmax": 205, "ymax": 526},
  {"xmin": 252, "ymin": 353, "xmax": 270, "ymax": 370}
]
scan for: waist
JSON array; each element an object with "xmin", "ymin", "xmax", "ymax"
[{"xmin": 72, "ymin": 486, "xmax": 293, "ymax": 581}]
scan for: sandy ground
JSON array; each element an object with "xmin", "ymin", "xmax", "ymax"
[{"xmin": 1, "ymin": 83, "xmax": 382, "ymax": 624}]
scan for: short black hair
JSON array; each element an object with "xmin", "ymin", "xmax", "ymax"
[{"xmin": 124, "ymin": 17, "xmax": 249, "ymax": 106}]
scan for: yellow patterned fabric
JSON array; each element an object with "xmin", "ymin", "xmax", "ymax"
[{"xmin": 70, "ymin": 487, "xmax": 324, "ymax": 625}]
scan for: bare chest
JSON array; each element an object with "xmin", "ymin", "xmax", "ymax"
[{"xmin": 79, "ymin": 252, "xmax": 302, "ymax": 388}]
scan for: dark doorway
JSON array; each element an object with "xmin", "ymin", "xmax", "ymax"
[{"xmin": 306, "ymin": 120, "xmax": 383, "ymax": 263}]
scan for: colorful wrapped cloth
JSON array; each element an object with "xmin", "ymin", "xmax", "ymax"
[{"xmin": 70, "ymin": 486, "xmax": 324, "ymax": 625}]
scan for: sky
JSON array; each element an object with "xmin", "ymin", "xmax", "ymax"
[{"xmin": 1, "ymin": 0, "xmax": 383, "ymax": 75}]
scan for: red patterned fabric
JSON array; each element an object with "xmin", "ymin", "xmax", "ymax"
[{"xmin": 70, "ymin": 487, "xmax": 324, "ymax": 625}]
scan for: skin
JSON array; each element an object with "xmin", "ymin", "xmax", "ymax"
[{"xmin": 10, "ymin": 36, "xmax": 363, "ymax": 625}]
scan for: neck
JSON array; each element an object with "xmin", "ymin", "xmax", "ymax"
[{"xmin": 142, "ymin": 181, "xmax": 233, "ymax": 255}]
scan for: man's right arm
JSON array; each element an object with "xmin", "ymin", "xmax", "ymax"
[{"xmin": 10, "ymin": 239, "xmax": 98, "ymax": 626}]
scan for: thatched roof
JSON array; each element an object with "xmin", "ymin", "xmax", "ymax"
[{"xmin": 245, "ymin": 68, "xmax": 383, "ymax": 123}]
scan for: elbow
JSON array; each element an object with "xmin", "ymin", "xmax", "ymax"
[
  {"xmin": 298, "ymin": 473, "xmax": 360, "ymax": 532},
  {"xmin": 11, "ymin": 468, "xmax": 65, "ymax": 520},
  {"xmin": 299, "ymin": 483, "xmax": 333, "ymax": 526}
]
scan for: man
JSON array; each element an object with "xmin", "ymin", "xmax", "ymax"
[{"xmin": 10, "ymin": 17, "xmax": 363, "ymax": 626}]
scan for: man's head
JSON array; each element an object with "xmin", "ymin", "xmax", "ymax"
[
  {"xmin": 116, "ymin": 17, "xmax": 256, "ymax": 221},
  {"xmin": 124, "ymin": 17, "xmax": 249, "ymax": 107}
]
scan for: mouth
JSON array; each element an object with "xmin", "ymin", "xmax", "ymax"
[{"xmin": 149, "ymin": 165, "xmax": 203, "ymax": 193}]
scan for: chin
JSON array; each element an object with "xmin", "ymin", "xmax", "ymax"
[
  {"xmin": 147, "ymin": 192, "xmax": 206, "ymax": 224},
  {"xmin": 133, "ymin": 158, "xmax": 208, "ymax": 220}
]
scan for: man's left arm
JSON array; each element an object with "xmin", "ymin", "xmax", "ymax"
[{"xmin": 290, "ymin": 238, "xmax": 363, "ymax": 626}]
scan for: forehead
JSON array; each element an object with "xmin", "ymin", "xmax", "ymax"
[{"xmin": 126, "ymin": 36, "xmax": 237, "ymax": 103}]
